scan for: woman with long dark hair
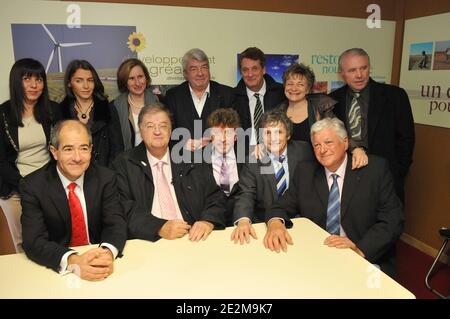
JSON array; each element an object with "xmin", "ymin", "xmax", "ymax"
[
  {"xmin": 59, "ymin": 60, "xmax": 123, "ymax": 166},
  {"xmin": 0, "ymin": 58, "xmax": 61, "ymax": 252}
]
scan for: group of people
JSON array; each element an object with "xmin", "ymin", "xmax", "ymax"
[{"xmin": 0, "ymin": 46, "xmax": 415, "ymax": 281}]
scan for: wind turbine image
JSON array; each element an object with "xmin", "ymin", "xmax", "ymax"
[{"xmin": 42, "ymin": 24, "xmax": 92, "ymax": 73}]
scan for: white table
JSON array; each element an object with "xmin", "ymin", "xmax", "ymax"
[{"xmin": 0, "ymin": 218, "xmax": 414, "ymax": 298}]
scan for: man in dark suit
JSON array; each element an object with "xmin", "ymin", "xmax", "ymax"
[
  {"xmin": 233, "ymin": 47, "xmax": 286, "ymax": 152},
  {"xmin": 329, "ymin": 48, "xmax": 415, "ymax": 202},
  {"xmin": 20, "ymin": 120, "xmax": 127, "ymax": 281},
  {"xmin": 202, "ymin": 108, "xmax": 244, "ymax": 227},
  {"xmin": 265, "ymin": 117, "xmax": 404, "ymax": 278},
  {"xmin": 165, "ymin": 48, "xmax": 234, "ymax": 151},
  {"xmin": 112, "ymin": 103, "xmax": 226, "ymax": 242},
  {"xmin": 231, "ymin": 110, "xmax": 313, "ymax": 244}
]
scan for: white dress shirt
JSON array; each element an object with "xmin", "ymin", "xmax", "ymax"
[
  {"xmin": 211, "ymin": 148, "xmax": 239, "ymax": 192},
  {"xmin": 189, "ymin": 83, "xmax": 210, "ymax": 118},
  {"xmin": 57, "ymin": 168, "xmax": 118, "ymax": 274},
  {"xmin": 147, "ymin": 150, "xmax": 184, "ymax": 220},
  {"xmin": 246, "ymin": 80, "xmax": 266, "ymax": 145}
]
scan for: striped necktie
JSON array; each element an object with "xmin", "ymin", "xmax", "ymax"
[
  {"xmin": 275, "ymin": 155, "xmax": 287, "ymax": 196},
  {"xmin": 326, "ymin": 174, "xmax": 340, "ymax": 235},
  {"xmin": 348, "ymin": 92, "xmax": 362, "ymax": 141},
  {"xmin": 253, "ymin": 93, "xmax": 263, "ymax": 143}
]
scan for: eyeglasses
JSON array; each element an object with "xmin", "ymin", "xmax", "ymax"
[{"xmin": 142, "ymin": 123, "xmax": 170, "ymax": 132}]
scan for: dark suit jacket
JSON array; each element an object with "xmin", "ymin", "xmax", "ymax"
[
  {"xmin": 233, "ymin": 141, "xmax": 314, "ymax": 224},
  {"xmin": 267, "ymin": 155, "xmax": 404, "ymax": 278},
  {"xmin": 19, "ymin": 162, "xmax": 127, "ymax": 272},
  {"xmin": 232, "ymin": 74, "xmax": 286, "ymax": 132},
  {"xmin": 111, "ymin": 143, "xmax": 227, "ymax": 242},
  {"xmin": 165, "ymin": 80, "xmax": 234, "ymax": 139},
  {"xmin": 330, "ymin": 78, "xmax": 415, "ymax": 201}
]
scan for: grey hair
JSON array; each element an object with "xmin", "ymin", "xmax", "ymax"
[
  {"xmin": 259, "ymin": 109, "xmax": 293, "ymax": 137},
  {"xmin": 310, "ymin": 117, "xmax": 348, "ymax": 142},
  {"xmin": 181, "ymin": 48, "xmax": 209, "ymax": 72},
  {"xmin": 338, "ymin": 48, "xmax": 370, "ymax": 71},
  {"xmin": 50, "ymin": 120, "xmax": 92, "ymax": 149},
  {"xmin": 138, "ymin": 102, "xmax": 173, "ymax": 127}
]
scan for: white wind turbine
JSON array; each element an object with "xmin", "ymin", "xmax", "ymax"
[{"xmin": 42, "ymin": 24, "xmax": 92, "ymax": 73}]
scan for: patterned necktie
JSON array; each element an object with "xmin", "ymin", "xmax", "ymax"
[
  {"xmin": 275, "ymin": 155, "xmax": 287, "ymax": 196},
  {"xmin": 348, "ymin": 92, "xmax": 362, "ymax": 141},
  {"xmin": 253, "ymin": 93, "xmax": 263, "ymax": 143},
  {"xmin": 219, "ymin": 155, "xmax": 231, "ymax": 196},
  {"xmin": 155, "ymin": 161, "xmax": 178, "ymax": 220},
  {"xmin": 68, "ymin": 182, "xmax": 88, "ymax": 246},
  {"xmin": 326, "ymin": 174, "xmax": 340, "ymax": 235}
]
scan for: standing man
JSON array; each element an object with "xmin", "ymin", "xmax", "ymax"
[
  {"xmin": 233, "ymin": 47, "xmax": 286, "ymax": 151},
  {"xmin": 231, "ymin": 110, "xmax": 313, "ymax": 244},
  {"xmin": 265, "ymin": 118, "xmax": 404, "ymax": 278},
  {"xmin": 112, "ymin": 103, "xmax": 226, "ymax": 242},
  {"xmin": 165, "ymin": 48, "xmax": 234, "ymax": 150},
  {"xmin": 20, "ymin": 120, "xmax": 127, "ymax": 281},
  {"xmin": 330, "ymin": 48, "xmax": 415, "ymax": 202}
]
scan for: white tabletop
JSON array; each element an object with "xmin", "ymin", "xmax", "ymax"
[{"xmin": 0, "ymin": 218, "xmax": 414, "ymax": 298}]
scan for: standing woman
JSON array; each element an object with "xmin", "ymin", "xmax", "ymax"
[
  {"xmin": 0, "ymin": 58, "xmax": 61, "ymax": 252},
  {"xmin": 111, "ymin": 58, "xmax": 158, "ymax": 150},
  {"xmin": 59, "ymin": 60, "xmax": 123, "ymax": 166}
]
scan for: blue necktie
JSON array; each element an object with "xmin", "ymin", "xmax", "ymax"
[
  {"xmin": 275, "ymin": 155, "xmax": 286, "ymax": 196},
  {"xmin": 253, "ymin": 93, "xmax": 263, "ymax": 143},
  {"xmin": 326, "ymin": 174, "xmax": 340, "ymax": 235}
]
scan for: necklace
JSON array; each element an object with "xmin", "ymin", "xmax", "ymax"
[
  {"xmin": 128, "ymin": 94, "xmax": 144, "ymax": 111},
  {"xmin": 75, "ymin": 100, "xmax": 94, "ymax": 120}
]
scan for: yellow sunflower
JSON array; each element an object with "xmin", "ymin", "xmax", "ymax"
[{"xmin": 127, "ymin": 32, "xmax": 146, "ymax": 52}]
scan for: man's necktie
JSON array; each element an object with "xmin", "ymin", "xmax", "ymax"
[
  {"xmin": 326, "ymin": 174, "xmax": 340, "ymax": 235},
  {"xmin": 275, "ymin": 155, "xmax": 287, "ymax": 196},
  {"xmin": 219, "ymin": 155, "xmax": 231, "ymax": 196},
  {"xmin": 348, "ymin": 92, "xmax": 362, "ymax": 141},
  {"xmin": 68, "ymin": 182, "xmax": 88, "ymax": 246},
  {"xmin": 253, "ymin": 93, "xmax": 263, "ymax": 143},
  {"xmin": 155, "ymin": 161, "xmax": 178, "ymax": 220}
]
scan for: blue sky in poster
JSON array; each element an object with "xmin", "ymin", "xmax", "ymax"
[
  {"xmin": 11, "ymin": 24, "xmax": 137, "ymax": 73},
  {"xmin": 237, "ymin": 54, "xmax": 299, "ymax": 83},
  {"xmin": 409, "ymin": 42, "xmax": 433, "ymax": 56}
]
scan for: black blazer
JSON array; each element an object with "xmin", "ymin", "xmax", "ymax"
[
  {"xmin": 19, "ymin": 162, "xmax": 127, "ymax": 272},
  {"xmin": 330, "ymin": 78, "xmax": 415, "ymax": 201},
  {"xmin": 111, "ymin": 143, "xmax": 227, "ymax": 242},
  {"xmin": 59, "ymin": 96, "xmax": 124, "ymax": 167},
  {"xmin": 0, "ymin": 100, "xmax": 61, "ymax": 196},
  {"xmin": 267, "ymin": 155, "xmax": 404, "ymax": 278},
  {"xmin": 232, "ymin": 74, "xmax": 286, "ymax": 132},
  {"xmin": 233, "ymin": 141, "xmax": 314, "ymax": 224},
  {"xmin": 165, "ymin": 80, "xmax": 235, "ymax": 139}
]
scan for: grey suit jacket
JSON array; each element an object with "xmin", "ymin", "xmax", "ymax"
[{"xmin": 233, "ymin": 141, "xmax": 314, "ymax": 224}]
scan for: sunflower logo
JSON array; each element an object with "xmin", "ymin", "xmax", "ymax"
[{"xmin": 127, "ymin": 32, "xmax": 146, "ymax": 52}]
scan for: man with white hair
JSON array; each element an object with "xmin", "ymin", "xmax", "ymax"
[
  {"xmin": 165, "ymin": 48, "xmax": 234, "ymax": 151},
  {"xmin": 264, "ymin": 117, "xmax": 404, "ymax": 279}
]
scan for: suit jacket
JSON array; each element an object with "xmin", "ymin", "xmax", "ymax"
[
  {"xmin": 233, "ymin": 141, "xmax": 314, "ymax": 224},
  {"xmin": 19, "ymin": 162, "xmax": 127, "ymax": 272},
  {"xmin": 330, "ymin": 78, "xmax": 415, "ymax": 201},
  {"xmin": 165, "ymin": 80, "xmax": 234, "ymax": 139},
  {"xmin": 232, "ymin": 74, "xmax": 286, "ymax": 132},
  {"xmin": 111, "ymin": 143, "xmax": 227, "ymax": 242},
  {"xmin": 267, "ymin": 155, "xmax": 404, "ymax": 278},
  {"xmin": 0, "ymin": 100, "xmax": 61, "ymax": 196}
]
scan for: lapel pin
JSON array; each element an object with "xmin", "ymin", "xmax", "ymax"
[{"xmin": 141, "ymin": 161, "xmax": 147, "ymax": 167}]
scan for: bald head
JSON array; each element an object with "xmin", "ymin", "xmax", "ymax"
[{"xmin": 50, "ymin": 120, "xmax": 92, "ymax": 149}]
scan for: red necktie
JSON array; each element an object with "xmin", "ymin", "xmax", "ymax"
[{"xmin": 68, "ymin": 182, "xmax": 88, "ymax": 246}]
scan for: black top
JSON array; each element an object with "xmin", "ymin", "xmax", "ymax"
[{"xmin": 291, "ymin": 118, "xmax": 311, "ymax": 143}]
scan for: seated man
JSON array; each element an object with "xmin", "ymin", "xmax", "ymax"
[
  {"xmin": 112, "ymin": 103, "xmax": 226, "ymax": 242},
  {"xmin": 204, "ymin": 108, "xmax": 243, "ymax": 227},
  {"xmin": 264, "ymin": 117, "xmax": 404, "ymax": 278},
  {"xmin": 20, "ymin": 120, "xmax": 127, "ymax": 281},
  {"xmin": 231, "ymin": 109, "xmax": 313, "ymax": 244}
]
